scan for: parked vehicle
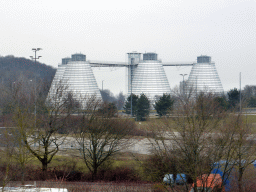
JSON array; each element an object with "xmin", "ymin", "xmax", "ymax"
[
  {"xmin": 163, "ymin": 173, "xmax": 187, "ymax": 185},
  {"xmin": 190, "ymin": 174, "xmax": 224, "ymax": 192}
]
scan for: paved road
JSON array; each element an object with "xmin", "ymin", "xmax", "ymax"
[
  {"xmin": 29, "ymin": 136, "xmax": 154, "ymax": 155},
  {"xmin": 60, "ymin": 137, "xmax": 153, "ymax": 155}
]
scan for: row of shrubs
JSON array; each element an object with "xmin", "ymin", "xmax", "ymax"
[
  {"xmin": 0, "ymin": 163, "xmax": 142, "ymax": 182},
  {"xmin": 0, "ymin": 153, "xmax": 174, "ymax": 183},
  {"xmin": 57, "ymin": 115, "xmax": 155, "ymax": 137}
]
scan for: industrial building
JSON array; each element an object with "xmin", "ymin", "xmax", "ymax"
[
  {"xmin": 186, "ymin": 55, "xmax": 224, "ymax": 95},
  {"xmin": 48, "ymin": 52, "xmax": 224, "ymax": 107},
  {"xmin": 127, "ymin": 52, "xmax": 171, "ymax": 103},
  {"xmin": 47, "ymin": 53, "xmax": 102, "ymax": 106}
]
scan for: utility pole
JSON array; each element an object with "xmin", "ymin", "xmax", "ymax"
[
  {"xmin": 30, "ymin": 48, "xmax": 42, "ymax": 128},
  {"xmin": 180, "ymin": 74, "xmax": 187, "ymax": 96},
  {"xmin": 127, "ymin": 52, "xmax": 141, "ymax": 118},
  {"xmin": 240, "ymin": 72, "xmax": 242, "ymax": 113},
  {"xmin": 131, "ymin": 63, "xmax": 133, "ymax": 117},
  {"xmin": 196, "ymin": 76, "xmax": 198, "ymax": 99}
]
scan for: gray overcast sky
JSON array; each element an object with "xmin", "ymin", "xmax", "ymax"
[{"xmin": 0, "ymin": 0, "xmax": 255, "ymax": 95}]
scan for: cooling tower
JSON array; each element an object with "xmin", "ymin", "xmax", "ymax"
[
  {"xmin": 186, "ymin": 55, "xmax": 224, "ymax": 95},
  {"xmin": 48, "ymin": 54, "xmax": 102, "ymax": 106},
  {"xmin": 47, "ymin": 62, "xmax": 68, "ymax": 99},
  {"xmin": 129, "ymin": 52, "xmax": 171, "ymax": 103}
]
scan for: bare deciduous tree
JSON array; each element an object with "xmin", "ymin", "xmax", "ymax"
[
  {"xmin": 3, "ymin": 80, "xmax": 35, "ymax": 185},
  {"xmin": 147, "ymin": 92, "xmax": 237, "ymax": 191},
  {"xmin": 0, "ymin": 129, "xmax": 15, "ymax": 192},
  {"xmin": 75, "ymin": 96, "xmax": 135, "ymax": 180},
  {"xmin": 229, "ymin": 114, "xmax": 256, "ymax": 192},
  {"xmin": 13, "ymin": 81, "xmax": 73, "ymax": 179},
  {"xmin": 12, "ymin": 107, "xmax": 33, "ymax": 185}
]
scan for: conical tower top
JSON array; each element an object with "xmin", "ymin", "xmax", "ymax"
[
  {"xmin": 186, "ymin": 55, "xmax": 224, "ymax": 95},
  {"xmin": 130, "ymin": 52, "xmax": 171, "ymax": 104}
]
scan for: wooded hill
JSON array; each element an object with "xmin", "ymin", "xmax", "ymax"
[{"xmin": 0, "ymin": 55, "xmax": 56, "ymax": 88}]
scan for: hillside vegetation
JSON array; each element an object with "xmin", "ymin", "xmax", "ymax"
[{"xmin": 0, "ymin": 55, "xmax": 56, "ymax": 88}]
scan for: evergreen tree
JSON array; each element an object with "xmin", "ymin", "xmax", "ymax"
[
  {"xmin": 227, "ymin": 88, "xmax": 240, "ymax": 109},
  {"xmin": 154, "ymin": 94, "xmax": 174, "ymax": 117},
  {"xmin": 248, "ymin": 97, "xmax": 256, "ymax": 107},
  {"xmin": 123, "ymin": 94, "xmax": 139, "ymax": 116},
  {"xmin": 214, "ymin": 95, "xmax": 229, "ymax": 111},
  {"xmin": 136, "ymin": 93, "xmax": 150, "ymax": 121},
  {"xmin": 98, "ymin": 102, "xmax": 118, "ymax": 117},
  {"xmin": 243, "ymin": 85, "xmax": 256, "ymax": 107}
]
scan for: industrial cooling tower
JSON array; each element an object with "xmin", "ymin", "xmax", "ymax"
[
  {"xmin": 48, "ymin": 53, "xmax": 102, "ymax": 106},
  {"xmin": 129, "ymin": 52, "xmax": 171, "ymax": 103},
  {"xmin": 186, "ymin": 55, "xmax": 224, "ymax": 95},
  {"xmin": 47, "ymin": 58, "xmax": 69, "ymax": 98}
]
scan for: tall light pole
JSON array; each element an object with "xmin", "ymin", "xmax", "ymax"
[
  {"xmin": 240, "ymin": 72, "xmax": 242, "ymax": 113},
  {"xmin": 29, "ymin": 80, "xmax": 33, "ymax": 112},
  {"xmin": 180, "ymin": 74, "xmax": 187, "ymax": 96},
  {"xmin": 30, "ymin": 48, "xmax": 42, "ymax": 128},
  {"xmin": 196, "ymin": 76, "xmax": 198, "ymax": 99},
  {"xmin": 102, "ymin": 80, "xmax": 104, "ymax": 91},
  {"xmin": 12, "ymin": 82, "xmax": 16, "ymax": 92},
  {"xmin": 130, "ymin": 60, "xmax": 134, "ymax": 117}
]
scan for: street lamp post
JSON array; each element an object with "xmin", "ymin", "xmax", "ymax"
[
  {"xmin": 179, "ymin": 74, "xmax": 187, "ymax": 96},
  {"xmin": 12, "ymin": 82, "xmax": 16, "ymax": 92},
  {"xmin": 102, "ymin": 80, "xmax": 104, "ymax": 91},
  {"xmin": 30, "ymin": 48, "xmax": 42, "ymax": 128},
  {"xmin": 12, "ymin": 82, "xmax": 21, "ymax": 106},
  {"xmin": 130, "ymin": 63, "xmax": 134, "ymax": 117},
  {"xmin": 239, "ymin": 72, "xmax": 242, "ymax": 113},
  {"xmin": 29, "ymin": 80, "xmax": 33, "ymax": 112}
]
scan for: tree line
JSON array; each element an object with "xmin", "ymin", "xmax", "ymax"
[
  {"xmin": 122, "ymin": 86, "xmax": 256, "ymax": 122},
  {"xmin": 0, "ymin": 71, "xmax": 256, "ymax": 191}
]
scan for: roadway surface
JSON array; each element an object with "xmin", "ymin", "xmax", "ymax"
[{"xmin": 58, "ymin": 137, "xmax": 153, "ymax": 155}]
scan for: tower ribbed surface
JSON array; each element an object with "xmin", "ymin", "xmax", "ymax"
[
  {"xmin": 48, "ymin": 64, "xmax": 67, "ymax": 99},
  {"xmin": 61, "ymin": 61, "xmax": 102, "ymax": 101},
  {"xmin": 130, "ymin": 60, "xmax": 171, "ymax": 102},
  {"xmin": 186, "ymin": 62, "xmax": 224, "ymax": 94},
  {"xmin": 48, "ymin": 61, "xmax": 102, "ymax": 106}
]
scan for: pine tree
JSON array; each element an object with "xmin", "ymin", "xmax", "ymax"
[
  {"xmin": 136, "ymin": 93, "xmax": 150, "ymax": 121},
  {"xmin": 123, "ymin": 94, "xmax": 139, "ymax": 116},
  {"xmin": 227, "ymin": 88, "xmax": 240, "ymax": 109},
  {"xmin": 154, "ymin": 94, "xmax": 174, "ymax": 117}
]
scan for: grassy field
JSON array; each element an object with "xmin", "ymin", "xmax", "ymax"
[
  {"xmin": 2, "ymin": 113, "xmax": 256, "ymax": 190},
  {"xmin": 0, "ymin": 147, "xmax": 147, "ymax": 180},
  {"xmin": 244, "ymin": 115, "xmax": 256, "ymax": 123}
]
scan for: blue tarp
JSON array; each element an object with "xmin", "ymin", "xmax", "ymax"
[
  {"xmin": 211, "ymin": 160, "xmax": 235, "ymax": 192},
  {"xmin": 252, "ymin": 160, "xmax": 256, "ymax": 168}
]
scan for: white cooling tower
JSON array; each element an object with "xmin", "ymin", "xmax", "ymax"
[
  {"xmin": 186, "ymin": 55, "xmax": 224, "ymax": 95},
  {"xmin": 48, "ymin": 54, "xmax": 102, "ymax": 106},
  {"xmin": 129, "ymin": 52, "xmax": 171, "ymax": 103},
  {"xmin": 48, "ymin": 62, "xmax": 67, "ymax": 98}
]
